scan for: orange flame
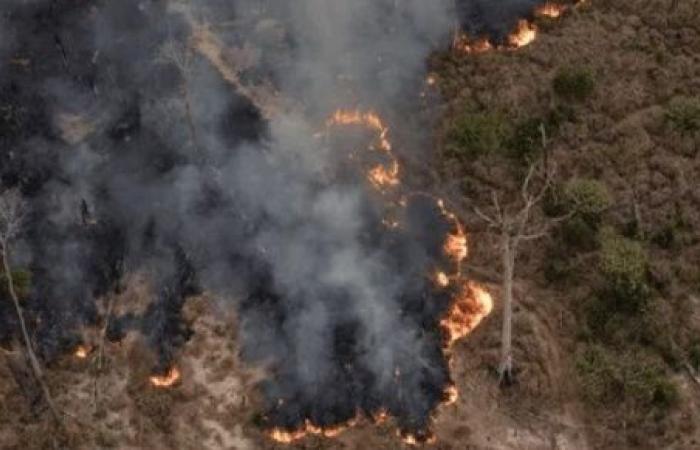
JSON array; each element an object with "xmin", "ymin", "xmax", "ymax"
[
  {"xmin": 453, "ymin": 1, "xmax": 581, "ymax": 55},
  {"xmin": 441, "ymin": 282, "xmax": 494, "ymax": 346},
  {"xmin": 508, "ymin": 20, "xmax": 538, "ymax": 48},
  {"xmin": 435, "ymin": 271, "xmax": 450, "ymax": 287},
  {"xmin": 535, "ymin": 2, "xmax": 567, "ymax": 18},
  {"xmin": 452, "ymin": 34, "xmax": 494, "ymax": 54},
  {"xmin": 399, "ymin": 431, "xmax": 437, "ymax": 446},
  {"xmin": 443, "ymin": 384, "xmax": 459, "ymax": 405},
  {"xmin": 326, "ymin": 109, "xmax": 400, "ymax": 189},
  {"xmin": 269, "ymin": 418, "xmax": 357, "ymax": 443},
  {"xmin": 149, "ymin": 367, "xmax": 181, "ymax": 388},
  {"xmin": 73, "ymin": 345, "xmax": 90, "ymax": 359}
]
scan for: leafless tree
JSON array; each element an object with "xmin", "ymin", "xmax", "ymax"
[
  {"xmin": 474, "ymin": 162, "xmax": 569, "ymax": 384},
  {"xmin": 0, "ymin": 189, "xmax": 62, "ymax": 424}
]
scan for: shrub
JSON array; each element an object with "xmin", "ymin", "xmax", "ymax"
[
  {"xmin": 509, "ymin": 117, "xmax": 545, "ymax": 161},
  {"xmin": 553, "ymin": 67, "xmax": 595, "ymax": 102},
  {"xmin": 576, "ymin": 345, "xmax": 678, "ymax": 411},
  {"xmin": 447, "ymin": 111, "xmax": 509, "ymax": 159},
  {"xmin": 561, "ymin": 216, "xmax": 599, "ymax": 251},
  {"xmin": 598, "ymin": 228, "xmax": 650, "ymax": 312},
  {"xmin": 563, "ymin": 178, "xmax": 611, "ymax": 224},
  {"xmin": 665, "ymin": 97, "xmax": 700, "ymax": 135}
]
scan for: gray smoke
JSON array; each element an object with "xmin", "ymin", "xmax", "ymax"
[{"xmin": 0, "ymin": 0, "xmax": 548, "ymax": 437}]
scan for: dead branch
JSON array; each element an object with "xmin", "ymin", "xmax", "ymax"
[{"xmin": 0, "ymin": 189, "xmax": 63, "ymax": 426}]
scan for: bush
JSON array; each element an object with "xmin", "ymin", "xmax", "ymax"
[
  {"xmin": 561, "ymin": 216, "xmax": 599, "ymax": 251},
  {"xmin": 508, "ymin": 117, "xmax": 545, "ymax": 161},
  {"xmin": 553, "ymin": 67, "xmax": 596, "ymax": 102},
  {"xmin": 576, "ymin": 345, "xmax": 678, "ymax": 411},
  {"xmin": 563, "ymin": 178, "xmax": 612, "ymax": 224},
  {"xmin": 598, "ymin": 228, "xmax": 650, "ymax": 312},
  {"xmin": 447, "ymin": 111, "xmax": 509, "ymax": 159},
  {"xmin": 665, "ymin": 97, "xmax": 700, "ymax": 135}
]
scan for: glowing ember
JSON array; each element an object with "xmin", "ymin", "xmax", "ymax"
[
  {"xmin": 443, "ymin": 384, "xmax": 459, "ymax": 405},
  {"xmin": 399, "ymin": 431, "xmax": 437, "ymax": 446},
  {"xmin": 372, "ymin": 409, "xmax": 389, "ymax": 424},
  {"xmin": 73, "ymin": 345, "xmax": 90, "ymax": 359},
  {"xmin": 426, "ymin": 75, "xmax": 437, "ymax": 86},
  {"xmin": 149, "ymin": 367, "xmax": 181, "ymax": 388},
  {"xmin": 436, "ymin": 271, "xmax": 450, "ymax": 287},
  {"xmin": 535, "ymin": 2, "xmax": 567, "ymax": 18},
  {"xmin": 508, "ymin": 20, "xmax": 537, "ymax": 48},
  {"xmin": 441, "ymin": 282, "xmax": 494, "ymax": 346}
]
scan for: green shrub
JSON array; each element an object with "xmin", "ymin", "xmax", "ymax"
[
  {"xmin": 508, "ymin": 118, "xmax": 545, "ymax": 161},
  {"xmin": 553, "ymin": 67, "xmax": 596, "ymax": 102},
  {"xmin": 665, "ymin": 97, "xmax": 700, "ymax": 135},
  {"xmin": 563, "ymin": 178, "xmax": 611, "ymax": 224},
  {"xmin": 598, "ymin": 228, "xmax": 650, "ymax": 312},
  {"xmin": 447, "ymin": 111, "xmax": 509, "ymax": 159},
  {"xmin": 576, "ymin": 345, "xmax": 678, "ymax": 411}
]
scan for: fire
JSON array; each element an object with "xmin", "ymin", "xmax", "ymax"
[
  {"xmin": 452, "ymin": 1, "xmax": 582, "ymax": 55},
  {"xmin": 399, "ymin": 431, "xmax": 437, "ymax": 446},
  {"xmin": 452, "ymin": 33, "xmax": 494, "ymax": 54},
  {"xmin": 443, "ymin": 384, "xmax": 459, "ymax": 405},
  {"xmin": 441, "ymin": 282, "xmax": 494, "ymax": 346},
  {"xmin": 73, "ymin": 345, "xmax": 90, "ymax": 359},
  {"xmin": 535, "ymin": 2, "xmax": 567, "ymax": 18},
  {"xmin": 444, "ymin": 231, "xmax": 468, "ymax": 263},
  {"xmin": 326, "ymin": 109, "xmax": 400, "ymax": 189},
  {"xmin": 508, "ymin": 20, "xmax": 538, "ymax": 48},
  {"xmin": 436, "ymin": 199, "xmax": 468, "ymax": 264},
  {"xmin": 372, "ymin": 409, "xmax": 389, "ymax": 424},
  {"xmin": 269, "ymin": 419, "xmax": 355, "ymax": 443},
  {"xmin": 149, "ymin": 367, "xmax": 181, "ymax": 388},
  {"xmin": 435, "ymin": 271, "xmax": 450, "ymax": 287}
]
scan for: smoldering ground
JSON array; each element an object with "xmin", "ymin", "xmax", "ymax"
[{"xmin": 0, "ymin": 0, "xmax": 548, "ymax": 438}]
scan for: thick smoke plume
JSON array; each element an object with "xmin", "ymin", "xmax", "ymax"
[{"xmin": 0, "ymin": 0, "xmax": 544, "ymax": 439}]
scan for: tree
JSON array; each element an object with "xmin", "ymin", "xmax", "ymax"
[
  {"xmin": 0, "ymin": 189, "xmax": 62, "ymax": 424},
  {"xmin": 474, "ymin": 163, "xmax": 568, "ymax": 384}
]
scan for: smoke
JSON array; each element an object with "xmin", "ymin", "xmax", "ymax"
[
  {"xmin": 0, "ymin": 0, "xmax": 544, "ymax": 438},
  {"xmin": 457, "ymin": 0, "xmax": 545, "ymax": 39}
]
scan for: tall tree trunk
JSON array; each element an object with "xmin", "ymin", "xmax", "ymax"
[
  {"xmin": 1, "ymin": 241, "xmax": 62, "ymax": 425},
  {"xmin": 499, "ymin": 232, "xmax": 515, "ymax": 384}
]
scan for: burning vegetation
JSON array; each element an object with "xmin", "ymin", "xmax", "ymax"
[
  {"xmin": 453, "ymin": 1, "xmax": 586, "ymax": 54},
  {"xmin": 149, "ymin": 367, "xmax": 182, "ymax": 388},
  {"xmin": 0, "ymin": 0, "xmax": 604, "ymax": 448}
]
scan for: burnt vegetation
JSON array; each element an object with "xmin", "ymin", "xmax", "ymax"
[{"xmin": 1, "ymin": 0, "xmax": 700, "ymax": 449}]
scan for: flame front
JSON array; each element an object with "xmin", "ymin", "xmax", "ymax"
[
  {"xmin": 535, "ymin": 2, "xmax": 567, "ymax": 18},
  {"xmin": 326, "ymin": 109, "xmax": 400, "ymax": 189},
  {"xmin": 270, "ymin": 418, "xmax": 356, "ymax": 443},
  {"xmin": 441, "ymin": 282, "xmax": 494, "ymax": 346},
  {"xmin": 149, "ymin": 367, "xmax": 181, "ymax": 388},
  {"xmin": 269, "ymin": 110, "xmax": 494, "ymax": 445},
  {"xmin": 452, "ymin": 2, "xmax": 583, "ymax": 55},
  {"xmin": 508, "ymin": 20, "xmax": 538, "ymax": 48}
]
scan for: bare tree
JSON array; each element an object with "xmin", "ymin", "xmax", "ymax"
[
  {"xmin": 0, "ymin": 189, "xmax": 62, "ymax": 424},
  {"xmin": 474, "ymin": 163, "xmax": 568, "ymax": 384}
]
